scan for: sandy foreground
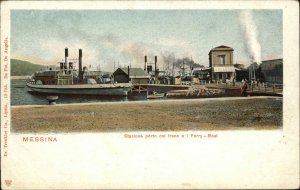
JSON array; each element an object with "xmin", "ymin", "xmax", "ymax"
[{"xmin": 11, "ymin": 96, "xmax": 282, "ymax": 133}]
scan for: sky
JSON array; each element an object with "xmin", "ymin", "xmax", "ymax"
[{"xmin": 11, "ymin": 10, "xmax": 282, "ymax": 71}]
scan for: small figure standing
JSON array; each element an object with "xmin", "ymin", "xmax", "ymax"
[{"xmin": 241, "ymin": 79, "xmax": 248, "ymax": 95}]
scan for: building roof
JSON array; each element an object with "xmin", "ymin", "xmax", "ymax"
[
  {"xmin": 209, "ymin": 45, "xmax": 234, "ymax": 54},
  {"xmin": 261, "ymin": 58, "xmax": 283, "ymax": 63},
  {"xmin": 260, "ymin": 59, "xmax": 283, "ymax": 71},
  {"xmin": 115, "ymin": 67, "xmax": 151, "ymax": 78}
]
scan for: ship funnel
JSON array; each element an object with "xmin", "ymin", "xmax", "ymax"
[
  {"xmin": 144, "ymin": 56, "xmax": 147, "ymax": 71},
  {"xmin": 65, "ymin": 47, "xmax": 68, "ymax": 64},
  {"xmin": 155, "ymin": 56, "xmax": 159, "ymax": 77},
  {"xmin": 127, "ymin": 66, "xmax": 130, "ymax": 81},
  {"xmin": 64, "ymin": 47, "xmax": 68, "ymax": 74},
  {"xmin": 65, "ymin": 47, "xmax": 68, "ymax": 56},
  {"xmin": 155, "ymin": 55, "xmax": 157, "ymax": 72},
  {"xmin": 79, "ymin": 49, "xmax": 83, "ymax": 80}
]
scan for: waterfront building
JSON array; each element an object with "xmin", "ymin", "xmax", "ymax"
[
  {"xmin": 234, "ymin": 59, "xmax": 283, "ymax": 84},
  {"xmin": 260, "ymin": 58, "xmax": 283, "ymax": 84},
  {"xmin": 208, "ymin": 45, "xmax": 237, "ymax": 83},
  {"xmin": 113, "ymin": 67, "xmax": 150, "ymax": 84}
]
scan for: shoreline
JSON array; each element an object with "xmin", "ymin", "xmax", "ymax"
[
  {"xmin": 11, "ymin": 96, "xmax": 283, "ymax": 133},
  {"xmin": 11, "ymin": 96, "xmax": 281, "ymax": 108}
]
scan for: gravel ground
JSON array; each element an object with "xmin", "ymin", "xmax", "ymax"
[{"xmin": 11, "ymin": 97, "xmax": 282, "ymax": 133}]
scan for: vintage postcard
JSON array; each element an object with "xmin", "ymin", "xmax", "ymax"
[{"xmin": 1, "ymin": 0, "xmax": 299, "ymax": 189}]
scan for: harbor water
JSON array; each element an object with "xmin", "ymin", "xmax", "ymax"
[{"xmin": 11, "ymin": 79, "xmax": 147, "ymax": 105}]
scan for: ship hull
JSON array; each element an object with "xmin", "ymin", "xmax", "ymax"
[{"xmin": 26, "ymin": 83, "xmax": 132, "ymax": 96}]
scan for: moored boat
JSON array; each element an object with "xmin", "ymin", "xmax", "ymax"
[
  {"xmin": 147, "ymin": 91, "xmax": 165, "ymax": 99},
  {"xmin": 27, "ymin": 82, "xmax": 132, "ymax": 96},
  {"xmin": 26, "ymin": 48, "xmax": 133, "ymax": 96}
]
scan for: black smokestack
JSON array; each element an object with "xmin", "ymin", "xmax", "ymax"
[
  {"xmin": 65, "ymin": 47, "xmax": 68, "ymax": 73},
  {"xmin": 154, "ymin": 56, "xmax": 157, "ymax": 72},
  {"xmin": 144, "ymin": 56, "xmax": 147, "ymax": 71},
  {"xmin": 127, "ymin": 66, "xmax": 130, "ymax": 82},
  {"xmin": 65, "ymin": 47, "xmax": 68, "ymax": 57},
  {"xmin": 79, "ymin": 49, "xmax": 83, "ymax": 80},
  {"xmin": 154, "ymin": 56, "xmax": 158, "ymax": 77},
  {"xmin": 65, "ymin": 47, "xmax": 68, "ymax": 63}
]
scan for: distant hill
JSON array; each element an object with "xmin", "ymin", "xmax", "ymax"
[{"xmin": 11, "ymin": 59, "xmax": 46, "ymax": 76}]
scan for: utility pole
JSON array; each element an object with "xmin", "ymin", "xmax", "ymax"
[
  {"xmin": 167, "ymin": 61, "xmax": 170, "ymax": 75},
  {"xmin": 248, "ymin": 66, "xmax": 251, "ymax": 81},
  {"xmin": 172, "ymin": 55, "xmax": 175, "ymax": 77},
  {"xmin": 172, "ymin": 61, "xmax": 175, "ymax": 77},
  {"xmin": 252, "ymin": 56, "xmax": 256, "ymax": 81},
  {"xmin": 182, "ymin": 57, "xmax": 185, "ymax": 77},
  {"xmin": 190, "ymin": 56, "xmax": 193, "ymax": 76},
  {"xmin": 249, "ymin": 56, "xmax": 252, "ymax": 81}
]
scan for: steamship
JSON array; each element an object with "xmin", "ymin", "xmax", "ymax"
[{"xmin": 26, "ymin": 48, "xmax": 132, "ymax": 96}]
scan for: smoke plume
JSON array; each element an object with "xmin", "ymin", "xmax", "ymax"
[
  {"xmin": 239, "ymin": 10, "xmax": 262, "ymax": 64},
  {"xmin": 101, "ymin": 34, "xmax": 203, "ymax": 73},
  {"xmin": 162, "ymin": 52, "xmax": 204, "ymax": 75}
]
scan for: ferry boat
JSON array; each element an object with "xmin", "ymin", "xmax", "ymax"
[{"xmin": 26, "ymin": 48, "xmax": 132, "ymax": 96}]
